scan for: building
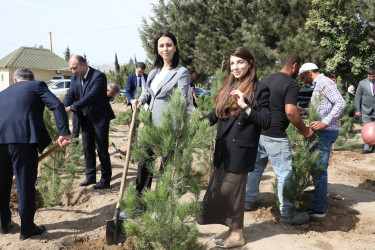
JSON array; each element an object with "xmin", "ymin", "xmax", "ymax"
[{"xmin": 0, "ymin": 47, "xmax": 71, "ymax": 91}]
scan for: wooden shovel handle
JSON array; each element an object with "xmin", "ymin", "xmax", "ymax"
[
  {"xmin": 38, "ymin": 143, "xmax": 61, "ymax": 162},
  {"xmin": 116, "ymin": 108, "xmax": 138, "ymax": 209},
  {"xmin": 13, "ymin": 142, "xmax": 61, "ymax": 181}
]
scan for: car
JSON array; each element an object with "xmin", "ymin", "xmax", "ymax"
[
  {"xmin": 47, "ymin": 79, "xmax": 71, "ymax": 98},
  {"xmin": 194, "ymin": 87, "xmax": 211, "ymax": 98}
]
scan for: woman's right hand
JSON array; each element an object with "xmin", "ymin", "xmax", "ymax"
[{"xmin": 131, "ymin": 99, "xmax": 143, "ymax": 110}]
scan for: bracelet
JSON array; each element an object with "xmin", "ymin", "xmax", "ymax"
[{"xmin": 242, "ymin": 104, "xmax": 250, "ymax": 111}]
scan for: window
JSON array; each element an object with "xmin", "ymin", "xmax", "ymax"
[{"xmin": 55, "ymin": 82, "xmax": 65, "ymax": 88}]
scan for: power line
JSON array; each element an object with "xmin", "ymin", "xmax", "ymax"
[
  {"xmin": 56, "ymin": 24, "xmax": 140, "ymax": 36},
  {"xmin": 0, "ymin": 33, "xmax": 47, "ymax": 48},
  {"xmin": 0, "ymin": 23, "xmax": 141, "ymax": 48}
]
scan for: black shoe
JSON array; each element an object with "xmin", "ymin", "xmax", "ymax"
[
  {"xmin": 0, "ymin": 221, "xmax": 12, "ymax": 235},
  {"xmin": 79, "ymin": 178, "xmax": 96, "ymax": 186},
  {"xmin": 19, "ymin": 224, "xmax": 45, "ymax": 241},
  {"xmin": 361, "ymin": 149, "xmax": 373, "ymax": 154},
  {"xmin": 93, "ymin": 181, "xmax": 110, "ymax": 189}
]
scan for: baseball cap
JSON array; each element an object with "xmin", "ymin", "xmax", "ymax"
[{"xmin": 299, "ymin": 63, "xmax": 318, "ymax": 75}]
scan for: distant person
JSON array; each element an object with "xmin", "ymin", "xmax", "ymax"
[
  {"xmin": 64, "ymin": 55, "xmax": 115, "ymax": 189},
  {"xmin": 330, "ymin": 74, "xmax": 338, "ymax": 84},
  {"xmin": 348, "ymin": 84, "xmax": 355, "ymax": 95},
  {"xmin": 198, "ymin": 47, "xmax": 271, "ymax": 248},
  {"xmin": 245, "ymin": 54, "xmax": 313, "ymax": 225},
  {"xmin": 299, "ymin": 63, "xmax": 346, "ymax": 220},
  {"xmin": 0, "ymin": 68, "xmax": 71, "ymax": 240},
  {"xmin": 355, "ymin": 67, "xmax": 375, "ymax": 154},
  {"xmin": 347, "ymin": 84, "xmax": 355, "ymax": 100},
  {"xmin": 130, "ymin": 31, "xmax": 190, "ymax": 196},
  {"xmin": 107, "ymin": 82, "xmax": 120, "ymax": 100},
  {"xmin": 189, "ymin": 69, "xmax": 198, "ymax": 107},
  {"xmin": 126, "ymin": 62, "xmax": 148, "ymax": 107},
  {"xmin": 71, "ymin": 82, "xmax": 119, "ymax": 139}
]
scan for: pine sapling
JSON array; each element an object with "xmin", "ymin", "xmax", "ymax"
[{"xmin": 122, "ymin": 89, "xmax": 211, "ymax": 249}]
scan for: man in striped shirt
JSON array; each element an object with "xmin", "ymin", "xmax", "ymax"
[{"xmin": 298, "ymin": 63, "xmax": 346, "ymax": 220}]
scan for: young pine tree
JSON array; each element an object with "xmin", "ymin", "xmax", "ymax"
[
  {"xmin": 38, "ymin": 109, "xmax": 83, "ymax": 207},
  {"xmin": 122, "ymin": 89, "xmax": 212, "ymax": 249},
  {"xmin": 281, "ymin": 95, "xmax": 324, "ymax": 209}
]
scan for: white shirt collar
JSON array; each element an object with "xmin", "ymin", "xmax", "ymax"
[{"xmin": 83, "ymin": 67, "xmax": 90, "ymax": 79}]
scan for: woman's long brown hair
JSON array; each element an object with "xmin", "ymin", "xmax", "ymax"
[{"xmin": 214, "ymin": 47, "xmax": 258, "ymax": 119}]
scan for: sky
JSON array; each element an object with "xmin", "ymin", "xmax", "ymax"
[{"xmin": 0, "ymin": 0, "xmax": 159, "ymax": 65}]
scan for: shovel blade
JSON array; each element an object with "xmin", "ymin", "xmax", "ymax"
[{"xmin": 106, "ymin": 218, "xmax": 125, "ymax": 245}]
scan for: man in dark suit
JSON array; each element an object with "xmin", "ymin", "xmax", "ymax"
[
  {"xmin": 0, "ymin": 68, "xmax": 71, "ymax": 240},
  {"xmin": 125, "ymin": 62, "xmax": 148, "ymax": 106},
  {"xmin": 355, "ymin": 67, "xmax": 375, "ymax": 154},
  {"xmin": 64, "ymin": 55, "xmax": 115, "ymax": 189},
  {"xmin": 71, "ymin": 82, "xmax": 119, "ymax": 139}
]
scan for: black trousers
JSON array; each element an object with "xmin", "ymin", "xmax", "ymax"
[
  {"xmin": 135, "ymin": 148, "xmax": 166, "ymax": 194},
  {"xmin": 81, "ymin": 115, "xmax": 112, "ymax": 183},
  {"xmin": 0, "ymin": 143, "xmax": 38, "ymax": 234},
  {"xmin": 71, "ymin": 114, "xmax": 81, "ymax": 139}
]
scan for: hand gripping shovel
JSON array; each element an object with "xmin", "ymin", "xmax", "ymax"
[
  {"xmin": 106, "ymin": 107, "xmax": 138, "ymax": 245},
  {"xmin": 38, "ymin": 143, "xmax": 61, "ymax": 162}
]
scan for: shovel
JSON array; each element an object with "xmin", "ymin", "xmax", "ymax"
[
  {"xmin": 109, "ymin": 139, "xmax": 126, "ymax": 156},
  {"xmin": 38, "ymin": 143, "xmax": 61, "ymax": 162},
  {"xmin": 106, "ymin": 107, "xmax": 138, "ymax": 245},
  {"xmin": 13, "ymin": 143, "xmax": 62, "ymax": 182}
]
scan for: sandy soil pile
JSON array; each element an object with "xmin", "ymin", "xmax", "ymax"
[{"xmin": 1, "ymin": 103, "xmax": 375, "ymax": 249}]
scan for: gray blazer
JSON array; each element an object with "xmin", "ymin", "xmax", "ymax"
[
  {"xmin": 355, "ymin": 78, "xmax": 375, "ymax": 115},
  {"xmin": 139, "ymin": 64, "xmax": 190, "ymax": 126}
]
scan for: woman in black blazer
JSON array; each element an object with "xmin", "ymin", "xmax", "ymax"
[{"xmin": 198, "ymin": 47, "xmax": 271, "ymax": 249}]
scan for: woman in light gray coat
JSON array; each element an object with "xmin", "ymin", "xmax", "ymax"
[{"xmin": 130, "ymin": 31, "xmax": 190, "ymax": 195}]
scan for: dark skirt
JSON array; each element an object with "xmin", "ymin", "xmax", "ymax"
[{"xmin": 198, "ymin": 162, "xmax": 248, "ymax": 229}]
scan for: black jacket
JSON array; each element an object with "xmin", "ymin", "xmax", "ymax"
[{"xmin": 205, "ymin": 82, "xmax": 271, "ymax": 173}]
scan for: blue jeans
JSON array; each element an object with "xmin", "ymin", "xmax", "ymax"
[
  {"xmin": 246, "ymin": 135, "xmax": 294, "ymax": 216},
  {"xmin": 310, "ymin": 130, "xmax": 339, "ymax": 213}
]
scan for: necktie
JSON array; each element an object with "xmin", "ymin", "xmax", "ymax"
[
  {"xmin": 82, "ymin": 77, "xmax": 85, "ymax": 87},
  {"xmin": 138, "ymin": 77, "xmax": 142, "ymax": 88}
]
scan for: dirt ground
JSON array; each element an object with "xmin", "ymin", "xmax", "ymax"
[{"xmin": 1, "ymin": 103, "xmax": 375, "ymax": 249}]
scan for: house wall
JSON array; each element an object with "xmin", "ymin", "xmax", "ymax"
[
  {"xmin": 0, "ymin": 68, "xmax": 71, "ymax": 91},
  {"xmin": 0, "ymin": 68, "xmax": 15, "ymax": 91},
  {"xmin": 33, "ymin": 69, "xmax": 71, "ymax": 82}
]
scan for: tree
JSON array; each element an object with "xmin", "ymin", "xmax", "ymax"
[
  {"xmin": 122, "ymin": 89, "xmax": 212, "ymax": 249},
  {"xmin": 106, "ymin": 58, "xmax": 138, "ymax": 90},
  {"xmin": 64, "ymin": 46, "xmax": 72, "ymax": 62},
  {"xmin": 83, "ymin": 53, "xmax": 89, "ymax": 65},
  {"xmin": 114, "ymin": 53, "xmax": 120, "ymax": 73},
  {"xmin": 38, "ymin": 109, "xmax": 83, "ymax": 207},
  {"xmin": 140, "ymin": 0, "xmax": 319, "ymax": 79},
  {"xmin": 306, "ymin": 0, "xmax": 375, "ymax": 83}
]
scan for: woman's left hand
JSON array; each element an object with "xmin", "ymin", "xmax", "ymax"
[{"xmin": 230, "ymin": 90, "xmax": 247, "ymax": 109}]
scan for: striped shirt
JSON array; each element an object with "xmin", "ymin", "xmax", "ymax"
[{"xmin": 311, "ymin": 74, "xmax": 346, "ymax": 131}]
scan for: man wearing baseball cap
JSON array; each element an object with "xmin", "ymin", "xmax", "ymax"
[{"xmin": 298, "ymin": 63, "xmax": 346, "ymax": 220}]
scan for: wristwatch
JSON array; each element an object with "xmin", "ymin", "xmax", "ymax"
[
  {"xmin": 70, "ymin": 105, "xmax": 77, "ymax": 112},
  {"xmin": 242, "ymin": 104, "xmax": 251, "ymax": 111}
]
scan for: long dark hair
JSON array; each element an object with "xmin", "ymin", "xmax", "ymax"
[
  {"xmin": 152, "ymin": 31, "xmax": 180, "ymax": 70},
  {"xmin": 215, "ymin": 47, "xmax": 258, "ymax": 118}
]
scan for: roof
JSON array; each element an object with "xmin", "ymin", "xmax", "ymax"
[{"xmin": 0, "ymin": 47, "xmax": 70, "ymax": 71}]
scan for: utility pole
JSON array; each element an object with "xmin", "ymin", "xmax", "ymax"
[{"xmin": 49, "ymin": 32, "xmax": 53, "ymax": 52}]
